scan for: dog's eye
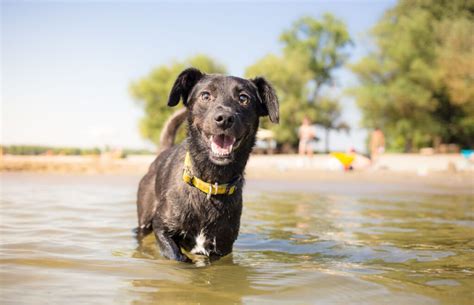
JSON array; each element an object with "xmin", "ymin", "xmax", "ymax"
[
  {"xmin": 201, "ymin": 92, "xmax": 211, "ymax": 101},
  {"xmin": 238, "ymin": 94, "xmax": 249, "ymax": 105}
]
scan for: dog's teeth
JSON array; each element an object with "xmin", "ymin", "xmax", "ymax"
[{"xmin": 210, "ymin": 135, "xmax": 234, "ymax": 158}]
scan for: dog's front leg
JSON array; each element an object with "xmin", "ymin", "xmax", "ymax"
[{"xmin": 152, "ymin": 222, "xmax": 190, "ymax": 263}]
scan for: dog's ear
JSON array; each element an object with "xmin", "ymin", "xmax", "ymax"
[
  {"xmin": 168, "ymin": 68, "xmax": 204, "ymax": 107},
  {"xmin": 252, "ymin": 77, "xmax": 279, "ymax": 123}
]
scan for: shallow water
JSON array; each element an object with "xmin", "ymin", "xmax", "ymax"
[{"xmin": 1, "ymin": 173, "xmax": 473, "ymax": 305}]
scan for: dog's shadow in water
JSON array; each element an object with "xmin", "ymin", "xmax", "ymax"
[{"xmin": 131, "ymin": 233, "xmax": 263, "ymax": 304}]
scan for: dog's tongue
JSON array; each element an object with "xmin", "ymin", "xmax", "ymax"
[{"xmin": 211, "ymin": 134, "xmax": 235, "ymax": 156}]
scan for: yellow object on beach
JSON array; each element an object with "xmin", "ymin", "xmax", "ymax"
[{"xmin": 331, "ymin": 152, "xmax": 355, "ymax": 168}]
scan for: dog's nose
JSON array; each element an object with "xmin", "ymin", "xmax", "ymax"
[{"xmin": 214, "ymin": 112, "xmax": 235, "ymax": 129}]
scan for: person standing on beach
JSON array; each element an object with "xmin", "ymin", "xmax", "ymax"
[
  {"xmin": 298, "ymin": 116, "xmax": 316, "ymax": 156},
  {"xmin": 370, "ymin": 127, "xmax": 385, "ymax": 163}
]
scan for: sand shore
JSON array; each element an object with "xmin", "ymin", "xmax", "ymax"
[{"xmin": 1, "ymin": 154, "xmax": 472, "ymax": 192}]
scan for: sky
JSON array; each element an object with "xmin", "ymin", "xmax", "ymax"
[{"xmin": 2, "ymin": 0, "xmax": 396, "ymax": 152}]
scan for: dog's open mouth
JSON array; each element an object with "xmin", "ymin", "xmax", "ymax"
[{"xmin": 210, "ymin": 134, "xmax": 236, "ymax": 157}]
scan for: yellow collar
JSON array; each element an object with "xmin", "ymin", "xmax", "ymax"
[{"xmin": 182, "ymin": 152, "xmax": 240, "ymax": 198}]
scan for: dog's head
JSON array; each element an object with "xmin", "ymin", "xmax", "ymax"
[{"xmin": 168, "ymin": 68, "xmax": 279, "ymax": 165}]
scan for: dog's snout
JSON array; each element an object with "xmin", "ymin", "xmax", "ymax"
[{"xmin": 214, "ymin": 112, "xmax": 235, "ymax": 129}]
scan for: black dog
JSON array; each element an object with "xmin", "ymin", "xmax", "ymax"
[{"xmin": 136, "ymin": 68, "xmax": 279, "ymax": 262}]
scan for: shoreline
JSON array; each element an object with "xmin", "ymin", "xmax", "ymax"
[{"xmin": 1, "ymin": 154, "xmax": 473, "ymax": 192}]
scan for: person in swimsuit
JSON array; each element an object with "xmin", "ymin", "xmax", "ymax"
[
  {"xmin": 370, "ymin": 127, "xmax": 385, "ymax": 163},
  {"xmin": 298, "ymin": 116, "xmax": 316, "ymax": 156}
]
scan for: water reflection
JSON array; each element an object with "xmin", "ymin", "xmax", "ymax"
[{"xmin": 128, "ymin": 254, "xmax": 260, "ymax": 305}]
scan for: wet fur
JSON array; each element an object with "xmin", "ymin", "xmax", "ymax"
[{"xmin": 136, "ymin": 68, "xmax": 278, "ymax": 262}]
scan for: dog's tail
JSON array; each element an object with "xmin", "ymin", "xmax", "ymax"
[{"xmin": 158, "ymin": 107, "xmax": 188, "ymax": 152}]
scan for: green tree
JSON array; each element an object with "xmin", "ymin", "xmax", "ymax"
[
  {"xmin": 130, "ymin": 55, "xmax": 226, "ymax": 147},
  {"xmin": 280, "ymin": 14, "xmax": 352, "ymax": 102},
  {"xmin": 246, "ymin": 51, "xmax": 313, "ymax": 146},
  {"xmin": 246, "ymin": 14, "xmax": 352, "ymax": 148},
  {"xmin": 350, "ymin": 0, "xmax": 474, "ymax": 151}
]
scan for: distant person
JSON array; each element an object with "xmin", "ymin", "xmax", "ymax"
[
  {"xmin": 298, "ymin": 116, "xmax": 316, "ymax": 156},
  {"xmin": 370, "ymin": 127, "xmax": 385, "ymax": 162},
  {"xmin": 348, "ymin": 146, "xmax": 371, "ymax": 170}
]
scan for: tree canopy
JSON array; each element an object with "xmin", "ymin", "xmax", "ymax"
[
  {"xmin": 246, "ymin": 14, "xmax": 352, "ymax": 148},
  {"xmin": 280, "ymin": 14, "xmax": 352, "ymax": 101},
  {"xmin": 130, "ymin": 55, "xmax": 226, "ymax": 147},
  {"xmin": 350, "ymin": 0, "xmax": 474, "ymax": 151}
]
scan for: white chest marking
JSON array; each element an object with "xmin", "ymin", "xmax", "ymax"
[{"xmin": 191, "ymin": 230, "xmax": 209, "ymax": 256}]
